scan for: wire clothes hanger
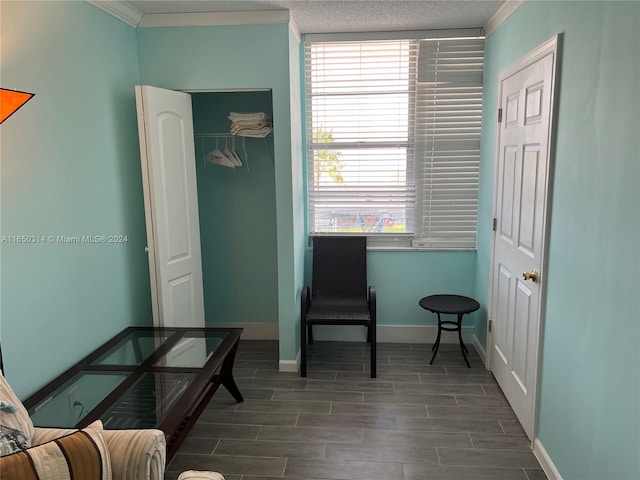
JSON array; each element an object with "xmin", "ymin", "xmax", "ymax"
[{"xmin": 203, "ymin": 135, "xmax": 244, "ymax": 169}]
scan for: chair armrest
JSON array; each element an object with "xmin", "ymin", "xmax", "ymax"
[
  {"xmin": 302, "ymin": 285, "xmax": 311, "ymax": 314},
  {"xmin": 368, "ymin": 286, "xmax": 376, "ymax": 319},
  {"xmin": 102, "ymin": 429, "xmax": 166, "ymax": 480}
]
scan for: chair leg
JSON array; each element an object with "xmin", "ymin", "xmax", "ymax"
[
  {"xmin": 301, "ymin": 318, "xmax": 307, "ymax": 377},
  {"xmin": 370, "ymin": 332, "xmax": 376, "ymax": 378},
  {"xmin": 369, "ymin": 320, "xmax": 377, "ymax": 378},
  {"xmin": 368, "ymin": 286, "xmax": 377, "ymax": 378},
  {"xmin": 308, "ymin": 324, "xmax": 314, "ymax": 344},
  {"xmin": 366, "ymin": 325, "xmax": 371, "ymax": 343}
]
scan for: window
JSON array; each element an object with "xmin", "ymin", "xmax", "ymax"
[{"xmin": 305, "ymin": 35, "xmax": 484, "ymax": 249}]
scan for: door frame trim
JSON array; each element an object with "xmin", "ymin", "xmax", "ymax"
[
  {"xmin": 486, "ymin": 35, "xmax": 560, "ymax": 441},
  {"xmin": 135, "ymin": 86, "xmax": 162, "ymax": 326}
]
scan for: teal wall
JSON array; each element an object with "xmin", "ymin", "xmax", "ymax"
[
  {"xmin": 136, "ymin": 23, "xmax": 300, "ymax": 361},
  {"xmin": 475, "ymin": 2, "xmax": 640, "ymax": 478},
  {"xmin": 288, "ymin": 29, "xmax": 306, "ymax": 358},
  {"xmin": 191, "ymin": 91, "xmax": 278, "ymax": 325},
  {"xmin": 304, "ymin": 249, "xmax": 477, "ymax": 330},
  {"xmin": 0, "ymin": 1, "xmax": 149, "ymax": 398},
  {"xmin": 369, "ymin": 251, "xmax": 477, "ymax": 327}
]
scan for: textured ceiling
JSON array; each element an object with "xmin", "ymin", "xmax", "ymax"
[{"xmin": 126, "ymin": 0, "xmax": 505, "ymax": 33}]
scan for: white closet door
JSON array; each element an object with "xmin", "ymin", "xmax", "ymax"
[{"xmin": 135, "ymin": 85, "xmax": 205, "ymax": 328}]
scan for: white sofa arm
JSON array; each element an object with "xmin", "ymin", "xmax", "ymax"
[
  {"xmin": 178, "ymin": 472, "xmax": 225, "ymax": 480},
  {"xmin": 102, "ymin": 429, "xmax": 166, "ymax": 480},
  {"xmin": 32, "ymin": 426, "xmax": 78, "ymax": 445},
  {"xmin": 33, "ymin": 427, "xmax": 166, "ymax": 480}
]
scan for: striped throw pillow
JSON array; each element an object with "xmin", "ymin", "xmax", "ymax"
[{"xmin": 0, "ymin": 420, "xmax": 111, "ymax": 480}]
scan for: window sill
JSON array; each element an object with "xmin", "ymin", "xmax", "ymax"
[{"xmin": 307, "ymin": 234, "xmax": 476, "ymax": 252}]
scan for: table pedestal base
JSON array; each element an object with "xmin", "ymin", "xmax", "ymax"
[{"xmin": 430, "ymin": 313, "xmax": 470, "ymax": 368}]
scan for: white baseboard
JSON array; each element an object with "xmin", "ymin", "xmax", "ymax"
[
  {"xmin": 213, "ymin": 323, "xmax": 478, "ymax": 374},
  {"xmin": 279, "ymin": 350, "xmax": 300, "ymax": 373},
  {"xmin": 533, "ymin": 437, "xmax": 563, "ymax": 480},
  {"xmin": 208, "ymin": 322, "xmax": 279, "ymax": 340},
  {"xmin": 310, "ymin": 324, "xmax": 474, "ymax": 344},
  {"xmin": 209, "ymin": 322, "xmax": 475, "ymax": 344},
  {"xmin": 473, "ymin": 334, "xmax": 487, "ymax": 365}
]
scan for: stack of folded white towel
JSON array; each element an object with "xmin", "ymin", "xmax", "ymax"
[{"xmin": 228, "ymin": 112, "xmax": 272, "ymax": 138}]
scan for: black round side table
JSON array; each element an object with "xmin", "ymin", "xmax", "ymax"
[{"xmin": 419, "ymin": 294, "xmax": 480, "ymax": 368}]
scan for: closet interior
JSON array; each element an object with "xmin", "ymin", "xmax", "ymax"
[{"xmin": 191, "ymin": 90, "xmax": 278, "ymax": 328}]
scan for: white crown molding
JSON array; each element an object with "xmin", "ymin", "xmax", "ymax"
[
  {"xmin": 138, "ymin": 9, "xmax": 292, "ymax": 28},
  {"xmin": 289, "ymin": 15, "xmax": 301, "ymax": 43},
  {"xmin": 484, "ymin": 0, "xmax": 524, "ymax": 37},
  {"xmin": 87, "ymin": 0, "xmax": 143, "ymax": 28}
]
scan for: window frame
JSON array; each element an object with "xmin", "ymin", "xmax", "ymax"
[{"xmin": 304, "ymin": 30, "xmax": 484, "ymax": 251}]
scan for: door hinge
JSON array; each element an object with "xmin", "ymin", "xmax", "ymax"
[
  {"xmin": 492, "ymin": 218, "xmax": 497, "ymax": 231},
  {"xmin": 497, "ymin": 108, "xmax": 503, "ymax": 123},
  {"xmin": 488, "ymin": 319, "xmax": 493, "ymax": 333}
]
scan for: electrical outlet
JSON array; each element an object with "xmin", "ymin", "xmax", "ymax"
[{"xmin": 68, "ymin": 386, "xmax": 79, "ymax": 415}]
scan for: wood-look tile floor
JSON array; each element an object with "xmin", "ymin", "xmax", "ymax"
[{"xmin": 166, "ymin": 340, "xmax": 547, "ymax": 480}]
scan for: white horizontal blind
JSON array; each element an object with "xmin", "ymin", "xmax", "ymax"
[
  {"xmin": 305, "ymin": 37, "xmax": 483, "ymax": 248},
  {"xmin": 306, "ymin": 40, "xmax": 418, "ymax": 235},
  {"xmin": 413, "ymin": 38, "xmax": 484, "ymax": 248}
]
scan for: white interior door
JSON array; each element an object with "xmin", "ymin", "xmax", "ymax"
[
  {"xmin": 490, "ymin": 37, "xmax": 557, "ymax": 439},
  {"xmin": 135, "ymin": 85, "xmax": 205, "ymax": 328}
]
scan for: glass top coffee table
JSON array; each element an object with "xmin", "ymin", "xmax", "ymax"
[{"xmin": 23, "ymin": 327, "xmax": 243, "ymax": 460}]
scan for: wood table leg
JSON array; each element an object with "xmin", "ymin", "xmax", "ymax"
[{"xmin": 220, "ymin": 339, "xmax": 244, "ymax": 403}]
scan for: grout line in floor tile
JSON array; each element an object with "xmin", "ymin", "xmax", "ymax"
[
  {"xmin": 211, "ymin": 438, "xmax": 221, "ymax": 455},
  {"xmin": 281, "ymin": 458, "xmax": 288, "ymax": 477},
  {"xmin": 499, "ymin": 419, "xmax": 507, "ymax": 434}
]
